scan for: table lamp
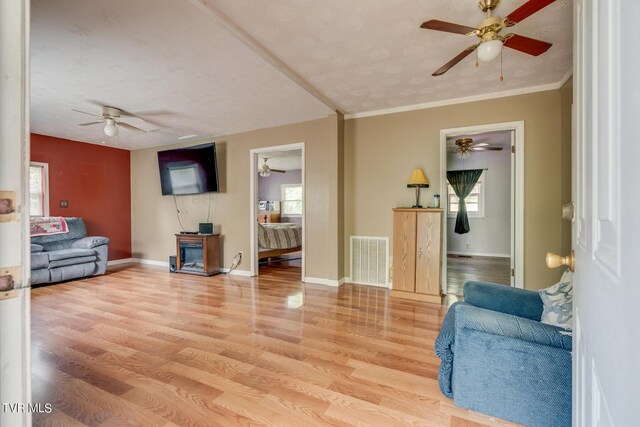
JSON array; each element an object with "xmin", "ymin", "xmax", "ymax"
[{"xmin": 407, "ymin": 168, "xmax": 429, "ymax": 208}]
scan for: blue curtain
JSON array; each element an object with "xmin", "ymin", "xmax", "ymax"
[{"xmin": 447, "ymin": 169, "xmax": 483, "ymax": 234}]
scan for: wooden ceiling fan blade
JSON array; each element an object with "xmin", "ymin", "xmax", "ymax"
[
  {"xmin": 472, "ymin": 147, "xmax": 504, "ymax": 151},
  {"xmin": 505, "ymin": 0, "xmax": 556, "ymax": 26},
  {"xmin": 504, "ymin": 34, "xmax": 552, "ymax": 56},
  {"xmin": 420, "ymin": 19, "xmax": 476, "ymax": 35},
  {"xmin": 118, "ymin": 121, "xmax": 147, "ymax": 133},
  {"xmin": 77, "ymin": 121, "xmax": 103, "ymax": 126},
  {"xmin": 470, "ymin": 142, "xmax": 489, "ymax": 147},
  {"xmin": 270, "ymin": 169, "xmax": 286, "ymax": 173},
  {"xmin": 432, "ymin": 45, "xmax": 478, "ymax": 76}
]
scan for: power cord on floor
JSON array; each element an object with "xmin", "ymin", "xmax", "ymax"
[{"xmin": 224, "ymin": 252, "xmax": 242, "ymax": 275}]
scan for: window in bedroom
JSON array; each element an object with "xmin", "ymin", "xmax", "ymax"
[
  {"xmin": 447, "ymin": 171, "xmax": 485, "ymax": 218},
  {"xmin": 281, "ymin": 184, "xmax": 303, "ymax": 216},
  {"xmin": 29, "ymin": 162, "xmax": 49, "ymax": 216}
]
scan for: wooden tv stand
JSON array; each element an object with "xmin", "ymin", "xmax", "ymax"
[{"xmin": 175, "ymin": 233, "xmax": 221, "ymax": 276}]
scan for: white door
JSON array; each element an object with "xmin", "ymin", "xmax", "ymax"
[
  {"xmin": 0, "ymin": 0, "xmax": 31, "ymax": 425},
  {"xmin": 573, "ymin": 1, "xmax": 640, "ymax": 425}
]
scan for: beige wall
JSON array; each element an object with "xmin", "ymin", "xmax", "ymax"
[
  {"xmin": 344, "ymin": 89, "xmax": 572, "ymax": 290},
  {"xmin": 131, "ymin": 115, "xmax": 343, "ymax": 281},
  {"xmin": 560, "ymin": 78, "xmax": 573, "ymax": 256}
]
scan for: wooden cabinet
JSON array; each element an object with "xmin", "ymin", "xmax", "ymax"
[
  {"xmin": 392, "ymin": 208, "xmax": 443, "ymax": 303},
  {"xmin": 175, "ymin": 234, "xmax": 221, "ymax": 276},
  {"xmin": 257, "ymin": 211, "xmax": 280, "ymax": 223}
]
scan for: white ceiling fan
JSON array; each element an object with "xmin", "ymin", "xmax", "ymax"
[
  {"xmin": 71, "ymin": 101, "xmax": 168, "ymax": 137},
  {"xmin": 449, "ymin": 137, "xmax": 504, "ymax": 159},
  {"xmin": 259, "ymin": 158, "xmax": 286, "ymax": 177}
]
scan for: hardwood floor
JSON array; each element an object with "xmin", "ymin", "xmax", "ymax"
[
  {"xmin": 446, "ymin": 255, "xmax": 511, "ymax": 296},
  {"xmin": 31, "ymin": 264, "xmax": 519, "ymax": 426}
]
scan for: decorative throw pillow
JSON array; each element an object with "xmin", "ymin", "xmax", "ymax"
[{"xmin": 538, "ymin": 269, "xmax": 573, "ymax": 330}]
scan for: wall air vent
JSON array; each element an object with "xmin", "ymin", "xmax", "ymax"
[{"xmin": 350, "ymin": 236, "xmax": 389, "ymax": 287}]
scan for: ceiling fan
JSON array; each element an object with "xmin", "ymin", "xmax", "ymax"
[
  {"xmin": 450, "ymin": 137, "xmax": 504, "ymax": 159},
  {"xmin": 259, "ymin": 158, "xmax": 286, "ymax": 177},
  {"xmin": 420, "ymin": 0, "xmax": 555, "ymax": 76},
  {"xmin": 72, "ymin": 101, "xmax": 166, "ymax": 137}
]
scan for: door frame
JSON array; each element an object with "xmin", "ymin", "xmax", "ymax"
[
  {"xmin": 249, "ymin": 142, "xmax": 305, "ymax": 277},
  {"xmin": 439, "ymin": 120, "xmax": 525, "ymax": 292}
]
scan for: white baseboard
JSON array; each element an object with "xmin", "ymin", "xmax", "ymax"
[
  {"xmin": 447, "ymin": 251, "xmax": 511, "ymax": 258},
  {"xmin": 131, "ymin": 258, "xmax": 170, "ymax": 267},
  {"xmin": 303, "ymin": 276, "xmax": 343, "ymax": 287},
  {"xmin": 107, "ymin": 258, "xmax": 133, "ymax": 266},
  {"xmin": 344, "ymin": 277, "xmax": 390, "ymax": 288},
  {"xmin": 221, "ymin": 268, "xmax": 251, "ymax": 277}
]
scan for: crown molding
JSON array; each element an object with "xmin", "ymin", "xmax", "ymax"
[{"xmin": 344, "ymin": 72, "xmax": 574, "ymax": 120}]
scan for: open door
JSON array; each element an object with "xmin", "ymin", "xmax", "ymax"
[
  {"xmin": 572, "ymin": 0, "xmax": 640, "ymax": 424},
  {"xmin": 0, "ymin": 0, "xmax": 32, "ymax": 425}
]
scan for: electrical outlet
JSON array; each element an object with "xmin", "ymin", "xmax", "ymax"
[{"xmin": 466, "ymin": 243, "xmax": 471, "ymax": 249}]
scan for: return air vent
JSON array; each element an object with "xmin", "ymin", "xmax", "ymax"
[{"xmin": 350, "ymin": 236, "xmax": 389, "ymax": 287}]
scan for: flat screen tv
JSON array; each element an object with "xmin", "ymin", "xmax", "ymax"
[{"xmin": 157, "ymin": 143, "xmax": 219, "ymax": 195}]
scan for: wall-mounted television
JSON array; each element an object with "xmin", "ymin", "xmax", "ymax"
[{"xmin": 157, "ymin": 143, "xmax": 219, "ymax": 195}]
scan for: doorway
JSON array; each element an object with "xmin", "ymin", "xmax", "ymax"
[
  {"xmin": 249, "ymin": 143, "xmax": 305, "ymax": 279},
  {"xmin": 440, "ymin": 121, "xmax": 524, "ymax": 294}
]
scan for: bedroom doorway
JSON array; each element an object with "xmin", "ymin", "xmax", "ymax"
[
  {"xmin": 249, "ymin": 143, "xmax": 305, "ymax": 279},
  {"xmin": 440, "ymin": 121, "xmax": 524, "ymax": 295}
]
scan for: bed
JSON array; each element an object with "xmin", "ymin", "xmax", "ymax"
[{"xmin": 258, "ymin": 223, "xmax": 302, "ymax": 260}]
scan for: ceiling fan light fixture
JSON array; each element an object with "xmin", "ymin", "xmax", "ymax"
[
  {"xmin": 104, "ymin": 118, "xmax": 118, "ymax": 137},
  {"xmin": 477, "ymin": 38, "xmax": 503, "ymax": 62}
]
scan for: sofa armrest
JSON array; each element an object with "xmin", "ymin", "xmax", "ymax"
[
  {"xmin": 463, "ymin": 281, "xmax": 543, "ymax": 321},
  {"xmin": 71, "ymin": 236, "xmax": 109, "ymax": 249},
  {"xmin": 455, "ymin": 304, "xmax": 572, "ymax": 351}
]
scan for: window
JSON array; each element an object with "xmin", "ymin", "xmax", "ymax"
[
  {"xmin": 281, "ymin": 184, "xmax": 303, "ymax": 216},
  {"xmin": 447, "ymin": 171, "xmax": 485, "ymax": 218},
  {"xmin": 29, "ymin": 162, "xmax": 49, "ymax": 216}
]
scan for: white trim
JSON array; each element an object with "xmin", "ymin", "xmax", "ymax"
[
  {"xmin": 250, "ymin": 143, "xmax": 305, "ymax": 279},
  {"xmin": 221, "ymin": 268, "xmax": 251, "ymax": 277},
  {"xmin": 344, "ymin": 78, "xmax": 572, "ymax": 120},
  {"xmin": 303, "ymin": 276, "xmax": 343, "ymax": 287},
  {"xmin": 440, "ymin": 121, "xmax": 525, "ymax": 292},
  {"xmin": 29, "ymin": 161, "xmax": 49, "ymax": 216},
  {"xmin": 131, "ymin": 258, "xmax": 170, "ymax": 267},
  {"xmin": 447, "ymin": 251, "xmax": 511, "ymax": 258},
  {"xmin": 107, "ymin": 258, "xmax": 133, "ymax": 266},
  {"xmin": 344, "ymin": 277, "xmax": 389, "ymax": 289}
]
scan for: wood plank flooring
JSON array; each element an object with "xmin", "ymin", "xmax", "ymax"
[
  {"xmin": 31, "ymin": 264, "xmax": 519, "ymax": 427},
  {"xmin": 446, "ymin": 256, "xmax": 511, "ymax": 296}
]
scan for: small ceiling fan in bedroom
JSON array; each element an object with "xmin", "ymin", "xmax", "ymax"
[
  {"xmin": 449, "ymin": 137, "xmax": 504, "ymax": 159},
  {"xmin": 259, "ymin": 158, "xmax": 286, "ymax": 177},
  {"xmin": 71, "ymin": 101, "xmax": 168, "ymax": 137},
  {"xmin": 420, "ymin": 0, "xmax": 555, "ymax": 77}
]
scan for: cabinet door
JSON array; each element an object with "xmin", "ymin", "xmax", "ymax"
[
  {"xmin": 415, "ymin": 212, "xmax": 441, "ymax": 295},
  {"xmin": 392, "ymin": 211, "xmax": 416, "ymax": 292}
]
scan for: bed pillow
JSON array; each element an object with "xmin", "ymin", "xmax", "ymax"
[{"xmin": 538, "ymin": 269, "xmax": 573, "ymax": 330}]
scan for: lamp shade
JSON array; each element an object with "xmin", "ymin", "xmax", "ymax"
[
  {"xmin": 477, "ymin": 39, "xmax": 503, "ymax": 62},
  {"xmin": 407, "ymin": 168, "xmax": 429, "ymax": 188}
]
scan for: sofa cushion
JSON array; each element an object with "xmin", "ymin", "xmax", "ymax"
[
  {"xmin": 31, "ymin": 217, "xmax": 87, "ymax": 244},
  {"xmin": 72, "ymin": 236, "xmax": 109, "ymax": 249},
  {"xmin": 538, "ymin": 269, "xmax": 573, "ymax": 331},
  {"xmin": 48, "ymin": 248, "xmax": 96, "ymax": 261},
  {"xmin": 50, "ymin": 262, "xmax": 97, "ymax": 283},
  {"xmin": 31, "ymin": 252, "xmax": 50, "ymax": 270},
  {"xmin": 49, "ymin": 255, "xmax": 97, "ymax": 269},
  {"xmin": 31, "ymin": 243, "xmax": 44, "ymax": 253},
  {"xmin": 31, "ymin": 268, "xmax": 51, "ymax": 285}
]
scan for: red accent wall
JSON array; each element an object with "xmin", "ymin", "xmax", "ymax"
[{"xmin": 30, "ymin": 133, "xmax": 131, "ymax": 260}]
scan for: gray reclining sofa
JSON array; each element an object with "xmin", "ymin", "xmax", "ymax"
[{"xmin": 31, "ymin": 217, "xmax": 109, "ymax": 285}]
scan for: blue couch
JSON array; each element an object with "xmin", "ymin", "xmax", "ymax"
[
  {"xmin": 435, "ymin": 281, "xmax": 572, "ymax": 427},
  {"xmin": 31, "ymin": 218, "xmax": 109, "ymax": 285}
]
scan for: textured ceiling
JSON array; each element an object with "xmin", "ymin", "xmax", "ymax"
[
  {"xmin": 258, "ymin": 149, "xmax": 302, "ymax": 171},
  {"xmin": 30, "ymin": 0, "xmax": 333, "ymax": 150},
  {"xmin": 210, "ymin": 0, "xmax": 572, "ymax": 114},
  {"xmin": 31, "ymin": 0, "xmax": 572, "ymax": 150}
]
